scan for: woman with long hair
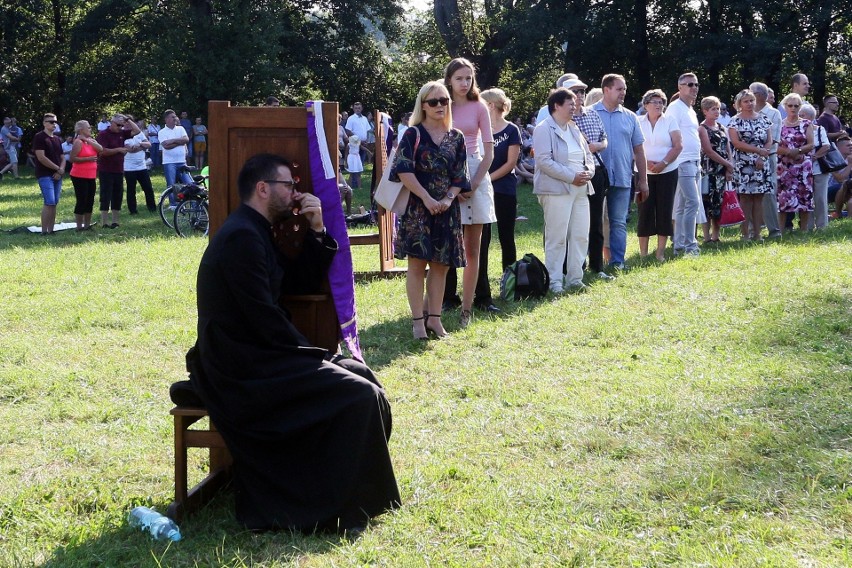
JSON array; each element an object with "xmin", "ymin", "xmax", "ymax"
[
  {"xmin": 391, "ymin": 81, "xmax": 470, "ymax": 339},
  {"xmin": 441, "ymin": 57, "xmax": 496, "ymax": 327}
]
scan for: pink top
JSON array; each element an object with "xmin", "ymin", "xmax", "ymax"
[
  {"xmin": 70, "ymin": 139, "xmax": 98, "ymax": 179},
  {"xmin": 452, "ymin": 99, "xmax": 493, "ymax": 156}
]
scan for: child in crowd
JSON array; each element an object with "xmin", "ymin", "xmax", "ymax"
[{"xmin": 347, "ymin": 134, "xmax": 364, "ymax": 189}]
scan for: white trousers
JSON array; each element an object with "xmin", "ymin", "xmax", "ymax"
[{"xmin": 538, "ymin": 189, "xmax": 590, "ymax": 288}]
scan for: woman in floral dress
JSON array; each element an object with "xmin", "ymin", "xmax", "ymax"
[
  {"xmin": 728, "ymin": 89, "xmax": 774, "ymax": 240},
  {"xmin": 776, "ymin": 93, "xmax": 815, "ymax": 232},
  {"xmin": 391, "ymin": 80, "xmax": 470, "ymax": 339},
  {"xmin": 698, "ymin": 96, "xmax": 734, "ymax": 242}
]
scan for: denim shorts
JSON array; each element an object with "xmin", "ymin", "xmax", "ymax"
[{"xmin": 38, "ymin": 176, "xmax": 63, "ymax": 206}]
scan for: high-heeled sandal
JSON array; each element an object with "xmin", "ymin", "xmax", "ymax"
[
  {"xmin": 460, "ymin": 309, "xmax": 472, "ymax": 329},
  {"xmin": 425, "ymin": 314, "xmax": 449, "ymax": 338},
  {"xmin": 412, "ymin": 316, "xmax": 428, "ymax": 341}
]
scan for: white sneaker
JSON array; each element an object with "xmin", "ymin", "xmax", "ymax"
[
  {"xmin": 549, "ymin": 283, "xmax": 564, "ymax": 295},
  {"xmin": 597, "ymin": 271, "xmax": 615, "ymax": 281}
]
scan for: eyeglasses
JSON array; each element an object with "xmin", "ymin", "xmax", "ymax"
[
  {"xmin": 646, "ymin": 100, "xmax": 665, "ymax": 105},
  {"xmin": 680, "ymin": 82, "xmax": 700, "ymax": 88},
  {"xmin": 571, "ymin": 89, "xmax": 586, "ymax": 95},
  {"xmin": 785, "ymin": 104, "xmax": 801, "ymax": 108},
  {"xmin": 264, "ymin": 179, "xmax": 296, "ymax": 189},
  {"xmin": 423, "ymin": 97, "xmax": 450, "ymax": 108}
]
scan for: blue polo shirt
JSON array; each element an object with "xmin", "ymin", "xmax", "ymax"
[{"xmin": 593, "ymin": 101, "xmax": 644, "ymax": 187}]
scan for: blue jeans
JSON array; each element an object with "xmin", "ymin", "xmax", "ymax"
[
  {"xmin": 673, "ymin": 160, "xmax": 701, "ymax": 253},
  {"xmin": 38, "ymin": 176, "xmax": 63, "ymax": 205},
  {"xmin": 163, "ymin": 162, "xmax": 193, "ymax": 205},
  {"xmin": 606, "ymin": 185, "xmax": 631, "ymax": 266},
  {"xmin": 149, "ymin": 143, "xmax": 160, "ymax": 167}
]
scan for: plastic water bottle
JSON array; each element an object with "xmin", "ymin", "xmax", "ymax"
[{"xmin": 128, "ymin": 506, "xmax": 182, "ymax": 542}]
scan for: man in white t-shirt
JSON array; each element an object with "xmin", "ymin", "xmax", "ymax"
[
  {"xmin": 666, "ymin": 72, "xmax": 702, "ymax": 256},
  {"xmin": 345, "ymin": 102, "xmax": 371, "ymax": 163},
  {"xmin": 159, "ymin": 109, "xmax": 192, "ymax": 202}
]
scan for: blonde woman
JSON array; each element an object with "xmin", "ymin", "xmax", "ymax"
[
  {"xmin": 391, "ymin": 81, "xmax": 470, "ymax": 339},
  {"xmin": 69, "ymin": 120, "xmax": 103, "ymax": 230},
  {"xmin": 728, "ymin": 89, "xmax": 774, "ymax": 240},
  {"xmin": 777, "ymin": 92, "xmax": 815, "ymax": 232},
  {"xmin": 478, "ymin": 88, "xmax": 521, "ymax": 307}
]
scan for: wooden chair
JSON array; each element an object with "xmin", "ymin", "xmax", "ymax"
[{"xmin": 167, "ymin": 102, "xmax": 344, "ymax": 522}]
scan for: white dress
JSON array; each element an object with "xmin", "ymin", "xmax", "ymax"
[{"xmin": 347, "ymin": 140, "xmax": 363, "ymax": 173}]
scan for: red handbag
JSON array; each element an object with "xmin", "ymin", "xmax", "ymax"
[{"xmin": 719, "ymin": 183, "xmax": 745, "ymax": 227}]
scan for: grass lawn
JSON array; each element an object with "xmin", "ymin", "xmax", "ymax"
[{"xmin": 1, "ymin": 167, "xmax": 851, "ymax": 567}]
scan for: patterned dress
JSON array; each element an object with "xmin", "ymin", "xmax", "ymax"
[
  {"xmin": 777, "ymin": 120, "xmax": 814, "ymax": 212},
  {"xmin": 730, "ymin": 114, "xmax": 773, "ymax": 195},
  {"xmin": 701, "ymin": 123, "xmax": 729, "ymax": 220},
  {"xmin": 390, "ymin": 124, "xmax": 470, "ymax": 267}
]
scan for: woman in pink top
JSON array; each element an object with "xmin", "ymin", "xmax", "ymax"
[
  {"xmin": 441, "ymin": 58, "xmax": 496, "ymax": 328},
  {"xmin": 69, "ymin": 120, "xmax": 103, "ymax": 231}
]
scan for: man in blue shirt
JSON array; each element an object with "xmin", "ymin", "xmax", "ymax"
[{"xmin": 593, "ymin": 74, "xmax": 648, "ymax": 270}]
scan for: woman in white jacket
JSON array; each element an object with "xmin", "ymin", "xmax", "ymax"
[{"xmin": 533, "ymin": 88, "xmax": 595, "ymax": 293}]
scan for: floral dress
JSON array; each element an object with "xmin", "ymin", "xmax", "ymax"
[
  {"xmin": 729, "ymin": 114, "xmax": 773, "ymax": 195},
  {"xmin": 390, "ymin": 124, "xmax": 470, "ymax": 266},
  {"xmin": 777, "ymin": 120, "xmax": 814, "ymax": 212},
  {"xmin": 701, "ymin": 123, "xmax": 729, "ymax": 220}
]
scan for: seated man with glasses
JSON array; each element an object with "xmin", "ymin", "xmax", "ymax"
[{"xmin": 188, "ymin": 153, "xmax": 400, "ymax": 536}]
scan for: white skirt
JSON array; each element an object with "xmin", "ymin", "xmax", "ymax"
[{"xmin": 461, "ymin": 154, "xmax": 497, "ymax": 225}]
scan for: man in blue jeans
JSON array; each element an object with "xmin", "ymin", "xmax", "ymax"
[
  {"xmin": 667, "ymin": 72, "xmax": 702, "ymax": 256},
  {"xmin": 159, "ymin": 109, "xmax": 193, "ymax": 204},
  {"xmin": 593, "ymin": 74, "xmax": 648, "ymax": 271}
]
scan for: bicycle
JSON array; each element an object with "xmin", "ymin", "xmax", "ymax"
[
  {"xmin": 173, "ymin": 184, "xmax": 209, "ymax": 237},
  {"xmin": 158, "ymin": 165, "xmax": 207, "ymax": 229}
]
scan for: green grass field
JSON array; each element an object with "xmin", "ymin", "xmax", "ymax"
[{"xmin": 1, "ymin": 167, "xmax": 850, "ymax": 567}]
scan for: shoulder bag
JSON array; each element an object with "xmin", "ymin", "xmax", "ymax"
[{"xmin": 374, "ymin": 127, "xmax": 421, "ymax": 215}]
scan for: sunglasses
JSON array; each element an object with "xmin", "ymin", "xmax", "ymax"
[
  {"xmin": 681, "ymin": 82, "xmax": 700, "ymax": 88},
  {"xmin": 424, "ymin": 97, "xmax": 450, "ymax": 108},
  {"xmin": 45, "ymin": 120, "xmax": 58, "ymax": 124}
]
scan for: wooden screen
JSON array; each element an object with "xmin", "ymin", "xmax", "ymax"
[{"xmin": 206, "ymin": 100, "xmax": 339, "ymax": 237}]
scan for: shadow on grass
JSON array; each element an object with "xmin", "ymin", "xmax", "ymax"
[{"xmin": 44, "ymin": 493, "xmax": 345, "ymax": 567}]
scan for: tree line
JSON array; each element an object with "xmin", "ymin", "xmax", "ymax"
[{"xmin": 2, "ymin": 0, "xmax": 850, "ymax": 142}]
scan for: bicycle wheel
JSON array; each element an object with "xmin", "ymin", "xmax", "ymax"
[
  {"xmin": 158, "ymin": 187, "xmax": 176, "ymax": 228},
  {"xmin": 174, "ymin": 199, "xmax": 209, "ymax": 237}
]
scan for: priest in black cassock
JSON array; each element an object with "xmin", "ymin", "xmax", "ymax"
[{"xmin": 189, "ymin": 153, "xmax": 400, "ymax": 534}]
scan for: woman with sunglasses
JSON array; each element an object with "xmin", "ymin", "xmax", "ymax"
[
  {"xmin": 776, "ymin": 93, "xmax": 815, "ymax": 232},
  {"xmin": 441, "ymin": 57, "xmax": 496, "ymax": 327},
  {"xmin": 391, "ymin": 81, "xmax": 470, "ymax": 340}
]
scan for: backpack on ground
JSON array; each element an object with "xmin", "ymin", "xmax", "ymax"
[{"xmin": 500, "ymin": 253, "xmax": 549, "ymax": 300}]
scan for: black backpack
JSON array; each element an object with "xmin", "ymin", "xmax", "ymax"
[{"xmin": 500, "ymin": 253, "xmax": 550, "ymax": 300}]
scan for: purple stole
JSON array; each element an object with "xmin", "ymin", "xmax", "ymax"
[{"xmin": 305, "ymin": 101, "xmax": 362, "ymax": 361}]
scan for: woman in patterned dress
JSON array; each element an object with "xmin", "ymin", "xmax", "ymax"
[
  {"xmin": 777, "ymin": 93, "xmax": 815, "ymax": 232},
  {"xmin": 391, "ymin": 81, "xmax": 470, "ymax": 339},
  {"xmin": 698, "ymin": 96, "xmax": 734, "ymax": 242},
  {"xmin": 728, "ymin": 89, "xmax": 774, "ymax": 241}
]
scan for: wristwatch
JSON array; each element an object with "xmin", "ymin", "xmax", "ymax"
[
  {"xmin": 661, "ymin": 159, "xmax": 669, "ymax": 166},
  {"xmin": 446, "ymin": 192, "xmax": 456, "ymax": 200}
]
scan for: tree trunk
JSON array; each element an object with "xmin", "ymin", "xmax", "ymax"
[{"xmin": 434, "ymin": 0, "xmax": 464, "ymax": 58}]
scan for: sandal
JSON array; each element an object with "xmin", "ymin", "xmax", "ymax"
[
  {"xmin": 425, "ymin": 314, "xmax": 448, "ymax": 338},
  {"xmin": 412, "ymin": 316, "xmax": 428, "ymax": 341}
]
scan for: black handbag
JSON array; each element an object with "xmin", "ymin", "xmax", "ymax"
[{"xmin": 818, "ymin": 141, "xmax": 846, "ymax": 173}]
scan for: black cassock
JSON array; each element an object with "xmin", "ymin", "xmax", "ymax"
[{"xmin": 190, "ymin": 204, "xmax": 400, "ymax": 532}]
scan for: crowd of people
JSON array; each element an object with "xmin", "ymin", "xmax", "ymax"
[
  {"xmin": 386, "ymin": 63, "xmax": 852, "ymax": 339},
  {"xmin": 1, "ymin": 109, "xmax": 207, "ymax": 234}
]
